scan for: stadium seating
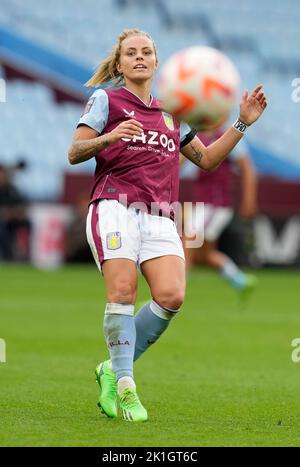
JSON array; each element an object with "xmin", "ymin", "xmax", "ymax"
[
  {"xmin": 0, "ymin": 0, "xmax": 300, "ymax": 199},
  {"xmin": 0, "ymin": 76, "xmax": 93, "ymax": 199}
]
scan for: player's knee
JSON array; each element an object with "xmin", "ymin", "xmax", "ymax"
[
  {"xmin": 155, "ymin": 288, "xmax": 185, "ymax": 311},
  {"xmin": 108, "ymin": 280, "xmax": 136, "ymax": 304}
]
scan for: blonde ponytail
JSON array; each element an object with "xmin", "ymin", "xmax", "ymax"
[{"xmin": 85, "ymin": 28, "xmax": 158, "ymax": 88}]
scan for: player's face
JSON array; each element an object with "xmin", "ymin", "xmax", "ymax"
[{"xmin": 118, "ymin": 35, "xmax": 158, "ymax": 83}]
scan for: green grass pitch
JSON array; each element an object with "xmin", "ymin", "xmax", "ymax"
[{"xmin": 1, "ymin": 265, "xmax": 300, "ymax": 447}]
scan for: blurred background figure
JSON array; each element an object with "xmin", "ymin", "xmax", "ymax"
[
  {"xmin": 182, "ymin": 126, "xmax": 258, "ymax": 293},
  {"xmin": 64, "ymin": 193, "xmax": 93, "ymax": 263},
  {"xmin": 0, "ymin": 163, "xmax": 30, "ymax": 261}
]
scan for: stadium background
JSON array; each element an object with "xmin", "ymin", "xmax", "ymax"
[{"xmin": 1, "ymin": 0, "xmax": 300, "ymax": 447}]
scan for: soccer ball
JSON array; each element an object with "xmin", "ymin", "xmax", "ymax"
[{"xmin": 157, "ymin": 46, "xmax": 240, "ymax": 131}]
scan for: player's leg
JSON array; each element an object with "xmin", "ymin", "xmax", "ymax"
[
  {"xmin": 134, "ymin": 255, "xmax": 185, "ymax": 362},
  {"xmin": 87, "ymin": 200, "xmax": 146, "ymax": 421},
  {"xmin": 133, "ymin": 212, "xmax": 185, "ymax": 362},
  {"xmin": 141, "ymin": 255, "xmax": 186, "ymax": 310},
  {"xmin": 102, "ymin": 258, "xmax": 138, "ymax": 388},
  {"xmin": 102, "ymin": 258, "xmax": 147, "ymax": 422},
  {"xmin": 95, "ymin": 258, "xmax": 148, "ymax": 422},
  {"xmin": 95, "ymin": 258, "xmax": 137, "ymax": 418}
]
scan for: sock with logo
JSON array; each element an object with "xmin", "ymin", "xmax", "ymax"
[
  {"xmin": 221, "ymin": 258, "xmax": 247, "ymax": 289},
  {"xmin": 134, "ymin": 300, "xmax": 178, "ymax": 362},
  {"xmin": 103, "ymin": 303, "xmax": 136, "ymax": 381}
]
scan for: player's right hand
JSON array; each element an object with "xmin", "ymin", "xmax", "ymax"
[{"xmin": 107, "ymin": 119, "xmax": 144, "ymax": 144}]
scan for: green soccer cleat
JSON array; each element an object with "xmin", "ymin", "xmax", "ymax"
[
  {"xmin": 119, "ymin": 388, "xmax": 148, "ymax": 422},
  {"xmin": 95, "ymin": 360, "xmax": 118, "ymax": 418}
]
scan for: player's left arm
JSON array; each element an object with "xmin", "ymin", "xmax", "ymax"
[{"xmin": 181, "ymin": 84, "xmax": 267, "ymax": 171}]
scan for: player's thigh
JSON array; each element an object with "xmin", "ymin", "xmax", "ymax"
[
  {"xmin": 102, "ymin": 259, "xmax": 138, "ymax": 304},
  {"xmin": 86, "ymin": 199, "xmax": 140, "ymax": 266},
  {"xmin": 86, "ymin": 200, "xmax": 140, "ymax": 304},
  {"xmin": 141, "ymin": 255, "xmax": 186, "ymax": 309}
]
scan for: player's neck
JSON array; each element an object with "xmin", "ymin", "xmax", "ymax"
[{"xmin": 123, "ymin": 80, "xmax": 152, "ymax": 106}]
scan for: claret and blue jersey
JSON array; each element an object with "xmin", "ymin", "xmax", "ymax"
[{"xmin": 78, "ymin": 86, "xmax": 196, "ymax": 216}]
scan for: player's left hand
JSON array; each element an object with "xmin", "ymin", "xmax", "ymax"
[{"xmin": 239, "ymin": 84, "xmax": 267, "ymax": 126}]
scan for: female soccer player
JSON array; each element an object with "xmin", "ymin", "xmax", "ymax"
[{"xmin": 68, "ymin": 29, "xmax": 267, "ymax": 422}]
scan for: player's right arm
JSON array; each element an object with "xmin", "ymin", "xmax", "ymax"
[
  {"xmin": 68, "ymin": 88, "xmax": 143, "ymax": 165},
  {"xmin": 68, "ymin": 119, "xmax": 143, "ymax": 165}
]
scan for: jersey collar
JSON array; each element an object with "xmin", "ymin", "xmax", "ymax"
[{"xmin": 122, "ymin": 86, "xmax": 153, "ymax": 108}]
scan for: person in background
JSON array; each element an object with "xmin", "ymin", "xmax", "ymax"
[
  {"xmin": 182, "ymin": 127, "xmax": 257, "ymax": 295},
  {"xmin": 0, "ymin": 164, "xmax": 30, "ymax": 261},
  {"xmin": 65, "ymin": 193, "xmax": 93, "ymax": 263}
]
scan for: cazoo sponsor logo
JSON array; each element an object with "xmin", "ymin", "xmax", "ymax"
[{"xmin": 122, "ymin": 130, "xmax": 176, "ymax": 152}]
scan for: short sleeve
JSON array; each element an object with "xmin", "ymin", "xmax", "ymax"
[
  {"xmin": 77, "ymin": 89, "xmax": 109, "ymax": 134},
  {"xmin": 179, "ymin": 121, "xmax": 197, "ymax": 148}
]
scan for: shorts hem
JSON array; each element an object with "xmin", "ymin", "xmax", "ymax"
[
  {"xmin": 139, "ymin": 252, "xmax": 185, "ymax": 266},
  {"xmin": 100, "ymin": 256, "xmax": 137, "ymax": 269}
]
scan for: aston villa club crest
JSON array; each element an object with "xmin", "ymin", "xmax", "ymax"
[
  {"xmin": 106, "ymin": 232, "xmax": 121, "ymax": 250},
  {"xmin": 81, "ymin": 97, "xmax": 95, "ymax": 116},
  {"xmin": 162, "ymin": 111, "xmax": 174, "ymax": 131}
]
